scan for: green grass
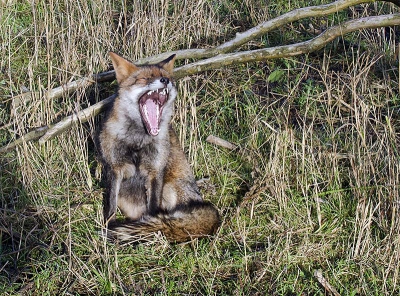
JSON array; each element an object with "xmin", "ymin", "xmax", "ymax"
[{"xmin": 1, "ymin": 0, "xmax": 400, "ymax": 295}]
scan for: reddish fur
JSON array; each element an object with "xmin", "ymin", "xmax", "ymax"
[{"xmin": 99, "ymin": 52, "xmax": 220, "ymax": 242}]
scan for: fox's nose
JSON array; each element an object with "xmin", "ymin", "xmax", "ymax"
[{"xmin": 160, "ymin": 77, "xmax": 169, "ymax": 85}]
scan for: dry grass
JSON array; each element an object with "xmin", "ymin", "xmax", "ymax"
[{"xmin": 1, "ymin": 0, "xmax": 400, "ymax": 295}]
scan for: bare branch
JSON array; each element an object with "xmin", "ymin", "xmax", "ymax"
[
  {"xmin": 214, "ymin": 0, "xmax": 375, "ymax": 53},
  {"xmin": 1, "ymin": 95, "xmax": 116, "ymax": 152},
  {"xmin": 136, "ymin": 0, "xmax": 383, "ymax": 64},
  {"xmin": 174, "ymin": 14, "xmax": 400, "ymax": 77},
  {"xmin": 0, "ymin": 126, "xmax": 49, "ymax": 154},
  {"xmin": 42, "ymin": 71, "xmax": 116, "ymax": 102},
  {"xmin": 38, "ymin": 94, "xmax": 116, "ymax": 144}
]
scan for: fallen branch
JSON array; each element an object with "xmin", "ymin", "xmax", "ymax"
[
  {"xmin": 40, "ymin": 70, "xmax": 115, "ymax": 103},
  {"xmin": 174, "ymin": 13, "xmax": 400, "ymax": 77},
  {"xmin": 0, "ymin": 126, "xmax": 49, "ymax": 154},
  {"xmin": 0, "ymin": 95, "xmax": 116, "ymax": 153},
  {"xmin": 135, "ymin": 0, "xmax": 396, "ymax": 65},
  {"xmin": 1, "ymin": 0, "xmax": 399, "ymax": 152},
  {"xmin": 38, "ymin": 94, "xmax": 116, "ymax": 144}
]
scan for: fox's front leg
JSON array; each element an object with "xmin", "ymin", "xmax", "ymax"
[
  {"xmin": 104, "ymin": 164, "xmax": 137, "ymax": 223},
  {"xmin": 146, "ymin": 172, "xmax": 164, "ymax": 215},
  {"xmin": 103, "ymin": 170, "xmax": 123, "ymax": 224}
]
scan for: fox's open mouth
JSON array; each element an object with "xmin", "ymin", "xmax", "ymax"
[{"xmin": 139, "ymin": 88, "xmax": 169, "ymax": 136}]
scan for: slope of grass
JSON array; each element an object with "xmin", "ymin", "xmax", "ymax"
[{"xmin": 1, "ymin": 0, "xmax": 400, "ymax": 295}]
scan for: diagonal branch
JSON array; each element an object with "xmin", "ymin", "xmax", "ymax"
[
  {"xmin": 0, "ymin": 126, "xmax": 49, "ymax": 154},
  {"xmin": 37, "ymin": 94, "xmax": 117, "ymax": 144},
  {"xmin": 0, "ymin": 95, "xmax": 116, "ymax": 153},
  {"xmin": 174, "ymin": 13, "xmax": 400, "ymax": 78}
]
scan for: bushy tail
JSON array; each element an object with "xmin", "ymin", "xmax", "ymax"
[{"xmin": 106, "ymin": 201, "xmax": 220, "ymax": 243}]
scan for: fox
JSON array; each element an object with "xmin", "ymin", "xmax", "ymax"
[{"xmin": 98, "ymin": 52, "xmax": 220, "ymax": 243}]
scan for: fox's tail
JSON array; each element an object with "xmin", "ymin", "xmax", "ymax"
[{"xmin": 106, "ymin": 201, "xmax": 220, "ymax": 243}]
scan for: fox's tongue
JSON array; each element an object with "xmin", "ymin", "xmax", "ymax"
[
  {"xmin": 139, "ymin": 88, "xmax": 169, "ymax": 136},
  {"xmin": 142, "ymin": 99, "xmax": 160, "ymax": 136}
]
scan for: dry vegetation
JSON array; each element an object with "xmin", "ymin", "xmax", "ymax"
[{"xmin": 1, "ymin": 0, "xmax": 400, "ymax": 295}]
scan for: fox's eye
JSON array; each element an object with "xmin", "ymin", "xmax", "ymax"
[{"xmin": 137, "ymin": 77, "xmax": 149, "ymax": 83}]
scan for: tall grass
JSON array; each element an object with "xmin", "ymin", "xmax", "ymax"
[{"xmin": 1, "ymin": 0, "xmax": 400, "ymax": 294}]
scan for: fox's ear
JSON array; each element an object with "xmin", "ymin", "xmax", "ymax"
[
  {"xmin": 109, "ymin": 52, "xmax": 139, "ymax": 84},
  {"xmin": 158, "ymin": 54, "xmax": 176, "ymax": 74}
]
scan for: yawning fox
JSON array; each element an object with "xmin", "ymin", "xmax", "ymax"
[{"xmin": 99, "ymin": 52, "xmax": 220, "ymax": 242}]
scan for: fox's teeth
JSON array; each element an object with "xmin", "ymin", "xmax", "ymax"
[{"xmin": 147, "ymin": 88, "xmax": 168, "ymax": 97}]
